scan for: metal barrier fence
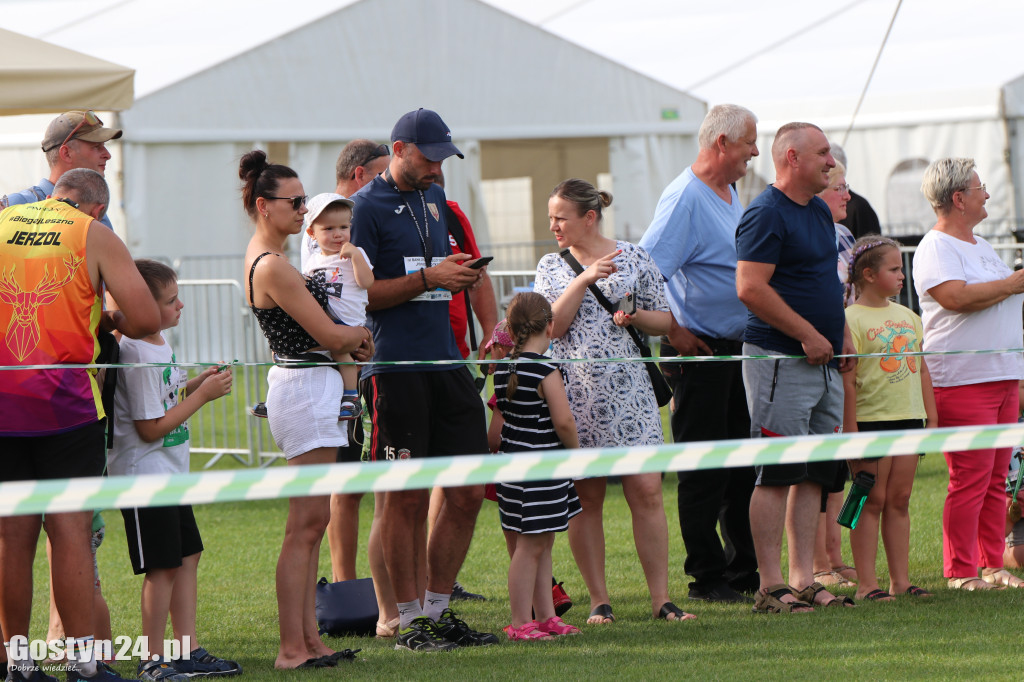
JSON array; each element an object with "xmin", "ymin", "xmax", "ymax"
[{"xmin": 171, "ymin": 242, "xmax": 1023, "ymax": 467}]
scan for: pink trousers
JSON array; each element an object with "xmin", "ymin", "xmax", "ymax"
[{"xmin": 934, "ymin": 380, "xmax": 1019, "ymax": 578}]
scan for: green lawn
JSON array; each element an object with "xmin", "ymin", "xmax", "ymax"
[{"xmin": 23, "ymin": 451, "xmax": 1024, "ymax": 681}]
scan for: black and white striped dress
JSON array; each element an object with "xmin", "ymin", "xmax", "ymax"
[{"xmin": 494, "ymin": 352, "xmax": 582, "ymax": 534}]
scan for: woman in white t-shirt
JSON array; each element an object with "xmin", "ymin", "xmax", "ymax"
[{"xmin": 912, "ymin": 158, "xmax": 1024, "ymax": 591}]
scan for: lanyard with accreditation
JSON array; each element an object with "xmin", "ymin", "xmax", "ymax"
[{"xmin": 383, "ymin": 167, "xmax": 451, "ymax": 303}]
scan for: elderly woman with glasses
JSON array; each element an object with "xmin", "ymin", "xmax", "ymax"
[{"xmin": 912, "ymin": 158, "xmax": 1024, "ymax": 591}]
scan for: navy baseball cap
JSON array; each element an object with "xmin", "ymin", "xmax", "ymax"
[{"xmin": 390, "ymin": 109, "xmax": 463, "ymax": 162}]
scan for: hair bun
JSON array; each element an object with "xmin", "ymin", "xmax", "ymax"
[{"xmin": 239, "ymin": 149, "xmax": 269, "ymax": 182}]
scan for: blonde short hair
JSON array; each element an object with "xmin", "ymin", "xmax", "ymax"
[{"xmin": 921, "ymin": 158, "xmax": 976, "ymax": 213}]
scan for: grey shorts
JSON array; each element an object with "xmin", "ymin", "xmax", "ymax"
[
  {"xmin": 742, "ymin": 343, "xmax": 844, "ymax": 487},
  {"xmin": 1008, "ymin": 518, "xmax": 1024, "ymax": 548}
]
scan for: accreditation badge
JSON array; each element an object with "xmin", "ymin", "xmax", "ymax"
[{"xmin": 404, "ymin": 256, "xmax": 452, "ymax": 302}]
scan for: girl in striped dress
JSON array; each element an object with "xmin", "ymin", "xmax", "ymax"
[{"xmin": 492, "ymin": 292, "xmax": 583, "ymax": 641}]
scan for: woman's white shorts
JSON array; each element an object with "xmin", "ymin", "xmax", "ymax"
[{"xmin": 266, "ymin": 361, "xmax": 346, "ymax": 459}]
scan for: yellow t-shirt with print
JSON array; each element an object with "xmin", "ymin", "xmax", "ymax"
[{"xmin": 846, "ymin": 302, "xmax": 927, "ymax": 423}]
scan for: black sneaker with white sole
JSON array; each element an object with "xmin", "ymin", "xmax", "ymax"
[
  {"xmin": 394, "ymin": 616, "xmax": 458, "ymax": 652},
  {"xmin": 171, "ymin": 648, "xmax": 241, "ymax": 678},
  {"xmin": 434, "ymin": 608, "xmax": 499, "ymax": 646}
]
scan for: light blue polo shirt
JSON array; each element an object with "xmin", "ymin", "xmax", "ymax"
[
  {"xmin": 4, "ymin": 178, "xmax": 114, "ymax": 229},
  {"xmin": 639, "ymin": 167, "xmax": 747, "ymax": 341}
]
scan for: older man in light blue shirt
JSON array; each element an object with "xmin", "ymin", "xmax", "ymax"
[{"xmin": 639, "ymin": 104, "xmax": 760, "ymax": 604}]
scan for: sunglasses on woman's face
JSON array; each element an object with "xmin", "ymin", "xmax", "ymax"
[{"xmin": 265, "ymin": 195, "xmax": 309, "ymax": 210}]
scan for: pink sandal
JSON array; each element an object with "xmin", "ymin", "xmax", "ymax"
[
  {"xmin": 536, "ymin": 616, "xmax": 580, "ymax": 635},
  {"xmin": 503, "ymin": 621, "xmax": 554, "ymax": 641}
]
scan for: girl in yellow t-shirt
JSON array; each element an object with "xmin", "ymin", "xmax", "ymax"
[{"xmin": 843, "ymin": 236, "xmax": 938, "ymax": 601}]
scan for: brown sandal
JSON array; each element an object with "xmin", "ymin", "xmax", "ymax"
[
  {"xmin": 794, "ymin": 581, "xmax": 856, "ymax": 607},
  {"xmin": 752, "ymin": 584, "xmax": 813, "ymax": 613}
]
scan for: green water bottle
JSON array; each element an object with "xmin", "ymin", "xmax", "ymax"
[{"xmin": 837, "ymin": 471, "xmax": 875, "ymax": 530}]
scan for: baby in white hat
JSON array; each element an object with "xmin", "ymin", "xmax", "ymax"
[{"xmin": 303, "ymin": 193, "xmax": 374, "ymax": 420}]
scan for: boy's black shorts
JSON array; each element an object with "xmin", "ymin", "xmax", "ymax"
[{"xmin": 121, "ymin": 504, "xmax": 203, "ymax": 575}]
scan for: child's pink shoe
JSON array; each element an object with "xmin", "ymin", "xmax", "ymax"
[
  {"xmin": 503, "ymin": 621, "xmax": 554, "ymax": 641},
  {"xmin": 537, "ymin": 616, "xmax": 580, "ymax": 636}
]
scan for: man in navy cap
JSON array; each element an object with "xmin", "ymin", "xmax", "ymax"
[
  {"xmin": 2, "ymin": 111, "xmax": 122, "ymax": 230},
  {"xmin": 351, "ymin": 109, "xmax": 497, "ymax": 651}
]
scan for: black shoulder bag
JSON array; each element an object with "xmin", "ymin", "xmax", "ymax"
[{"xmin": 559, "ymin": 248, "xmax": 672, "ymax": 407}]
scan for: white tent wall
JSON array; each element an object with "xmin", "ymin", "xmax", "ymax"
[
  {"xmin": 5, "ymin": 1, "xmax": 1024, "ymax": 260},
  {"xmin": 120, "ymin": 141, "xmax": 247, "ymax": 258},
  {"xmin": 742, "ymin": 116, "xmax": 1014, "ymax": 241},
  {"xmin": 288, "ymin": 138, "xmax": 486, "ymax": 248},
  {"xmin": 106, "ymin": 0, "xmax": 703, "ymax": 267},
  {"xmin": 609, "ymin": 133, "xmax": 700, "ymax": 243},
  {"xmin": 1002, "ymin": 75, "xmax": 1024, "ymax": 236}
]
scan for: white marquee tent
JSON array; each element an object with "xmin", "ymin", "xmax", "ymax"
[
  {"xmin": 0, "ymin": 0, "xmax": 704, "ymax": 266},
  {"xmin": 486, "ymin": 0, "xmax": 1024, "ymax": 240},
  {"xmin": 4, "ymin": 0, "xmax": 1024, "ymax": 257}
]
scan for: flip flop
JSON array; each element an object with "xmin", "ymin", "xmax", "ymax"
[
  {"xmin": 587, "ymin": 603, "xmax": 615, "ymax": 624},
  {"xmin": 904, "ymin": 585, "xmax": 933, "ymax": 597},
  {"xmin": 317, "ymin": 649, "xmax": 360, "ymax": 666},
  {"xmin": 863, "ymin": 589, "xmax": 895, "ymax": 602},
  {"xmin": 294, "ymin": 657, "xmax": 329, "ymax": 669},
  {"xmin": 657, "ymin": 601, "xmax": 696, "ymax": 621}
]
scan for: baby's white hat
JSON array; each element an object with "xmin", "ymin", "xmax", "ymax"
[{"xmin": 304, "ymin": 192, "xmax": 355, "ymax": 232}]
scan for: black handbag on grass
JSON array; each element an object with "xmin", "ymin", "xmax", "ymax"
[
  {"xmin": 558, "ymin": 249, "xmax": 672, "ymax": 407},
  {"xmin": 315, "ymin": 577, "xmax": 378, "ymax": 637}
]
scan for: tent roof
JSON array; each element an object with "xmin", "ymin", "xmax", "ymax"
[
  {"xmin": 0, "ymin": 27, "xmax": 134, "ymax": 115},
  {"xmin": 482, "ymin": 0, "xmax": 1024, "ymax": 131},
  {"xmin": 4, "ymin": 1, "xmax": 1024, "ymax": 133},
  {"xmin": 0, "ymin": 0, "xmax": 704, "ymax": 141}
]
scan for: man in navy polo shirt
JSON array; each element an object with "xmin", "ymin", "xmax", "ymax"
[
  {"xmin": 735, "ymin": 122, "xmax": 856, "ymax": 612},
  {"xmin": 351, "ymin": 109, "xmax": 497, "ymax": 651}
]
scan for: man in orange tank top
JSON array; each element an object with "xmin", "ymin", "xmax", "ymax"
[{"xmin": 0, "ymin": 169, "xmax": 158, "ymax": 682}]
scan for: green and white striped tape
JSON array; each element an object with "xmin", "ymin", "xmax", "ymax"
[
  {"xmin": 2, "ymin": 423, "xmax": 1021, "ymax": 517},
  {"xmin": 3, "ymin": 346, "xmax": 1023, "ymax": 372}
]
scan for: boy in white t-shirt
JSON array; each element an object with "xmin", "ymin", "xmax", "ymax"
[
  {"xmin": 301, "ymin": 193, "xmax": 374, "ymax": 419},
  {"xmin": 106, "ymin": 259, "xmax": 239, "ymax": 681}
]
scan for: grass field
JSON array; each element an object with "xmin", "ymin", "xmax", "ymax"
[{"xmin": 21, "ymin": 449, "xmax": 1024, "ymax": 681}]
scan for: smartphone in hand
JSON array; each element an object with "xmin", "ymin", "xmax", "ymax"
[
  {"xmin": 467, "ymin": 256, "xmax": 493, "ymax": 269},
  {"xmin": 616, "ymin": 292, "xmax": 636, "ymax": 316}
]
